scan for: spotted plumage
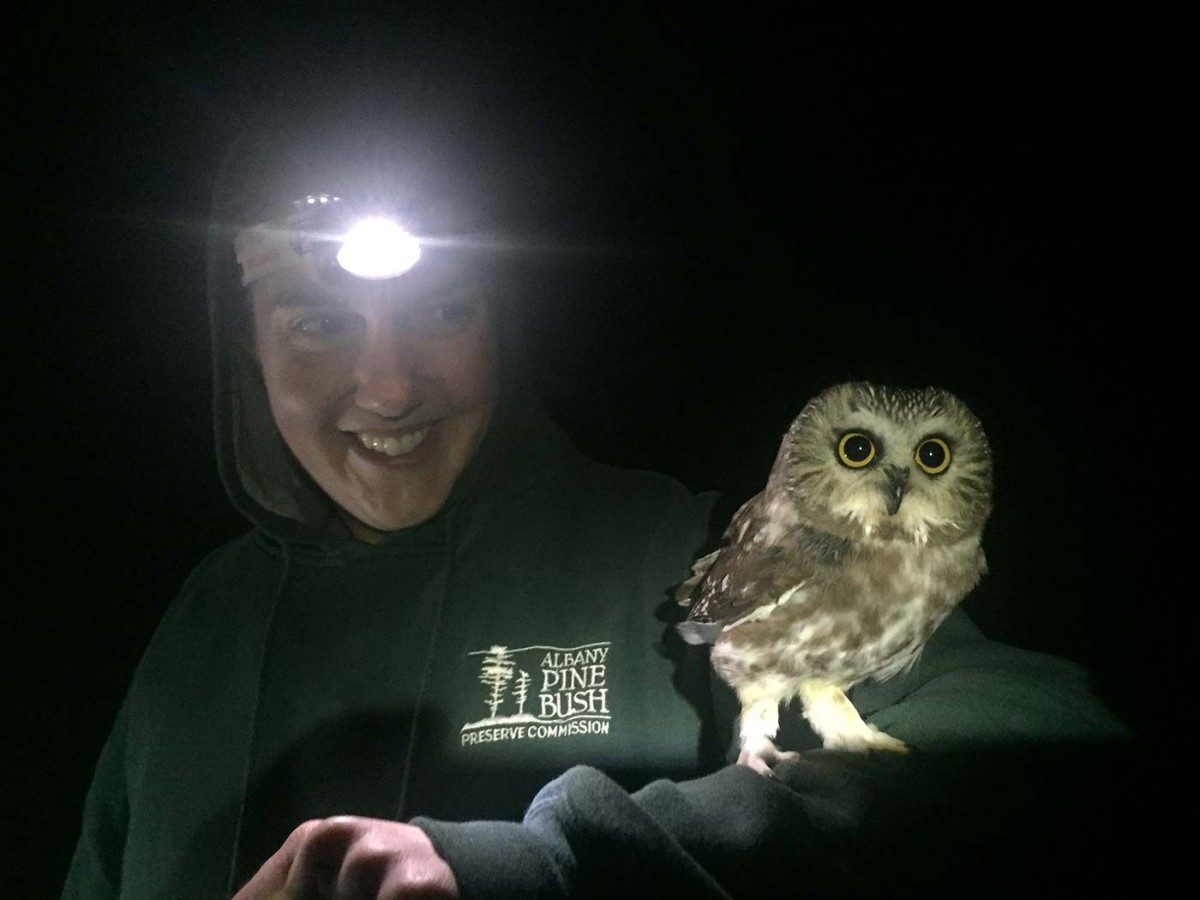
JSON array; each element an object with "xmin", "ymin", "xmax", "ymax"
[{"xmin": 676, "ymin": 382, "xmax": 993, "ymax": 773}]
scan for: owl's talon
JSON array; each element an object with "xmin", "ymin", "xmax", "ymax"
[
  {"xmin": 871, "ymin": 733, "xmax": 909, "ymax": 754},
  {"xmin": 826, "ymin": 725, "xmax": 908, "ymax": 753},
  {"xmin": 737, "ymin": 736, "xmax": 800, "ymax": 775}
]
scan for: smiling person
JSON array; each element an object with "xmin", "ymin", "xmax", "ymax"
[{"xmin": 62, "ymin": 91, "xmax": 1140, "ymax": 900}]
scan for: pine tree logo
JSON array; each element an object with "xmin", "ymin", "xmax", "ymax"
[
  {"xmin": 461, "ymin": 642, "xmax": 612, "ymax": 738},
  {"xmin": 478, "ymin": 645, "xmax": 515, "ymax": 718},
  {"xmin": 512, "ymin": 669, "xmax": 532, "ymax": 715}
]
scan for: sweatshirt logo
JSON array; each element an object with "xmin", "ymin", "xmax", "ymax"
[{"xmin": 460, "ymin": 642, "xmax": 611, "ymax": 746}]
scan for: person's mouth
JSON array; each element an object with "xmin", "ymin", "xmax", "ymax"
[{"xmin": 355, "ymin": 426, "xmax": 432, "ymax": 457}]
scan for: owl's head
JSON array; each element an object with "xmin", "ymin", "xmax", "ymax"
[{"xmin": 771, "ymin": 382, "xmax": 993, "ymax": 545}]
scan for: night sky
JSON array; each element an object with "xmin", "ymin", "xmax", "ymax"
[{"xmin": 13, "ymin": 5, "xmax": 1162, "ymax": 895}]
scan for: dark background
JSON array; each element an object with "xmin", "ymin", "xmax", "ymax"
[{"xmin": 11, "ymin": 4, "xmax": 1164, "ymax": 896}]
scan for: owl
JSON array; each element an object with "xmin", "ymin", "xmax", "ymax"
[{"xmin": 676, "ymin": 381, "xmax": 993, "ymax": 774}]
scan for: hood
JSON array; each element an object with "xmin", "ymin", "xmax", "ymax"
[{"xmin": 202, "ymin": 90, "xmax": 568, "ymax": 546}]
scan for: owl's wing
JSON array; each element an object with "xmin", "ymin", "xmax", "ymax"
[
  {"xmin": 676, "ymin": 494, "xmax": 836, "ymax": 646},
  {"xmin": 672, "ymin": 494, "xmax": 759, "ymax": 610}
]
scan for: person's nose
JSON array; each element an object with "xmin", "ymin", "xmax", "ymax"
[{"xmin": 352, "ymin": 322, "xmax": 423, "ymax": 418}]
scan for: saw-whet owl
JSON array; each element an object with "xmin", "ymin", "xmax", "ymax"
[{"xmin": 676, "ymin": 381, "xmax": 993, "ymax": 774}]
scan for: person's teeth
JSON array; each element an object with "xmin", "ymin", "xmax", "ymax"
[{"xmin": 358, "ymin": 427, "xmax": 430, "ymax": 457}]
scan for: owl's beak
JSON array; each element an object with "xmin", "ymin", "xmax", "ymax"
[{"xmin": 883, "ymin": 465, "xmax": 909, "ymax": 516}]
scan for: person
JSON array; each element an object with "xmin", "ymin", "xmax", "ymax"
[{"xmin": 62, "ymin": 94, "xmax": 1140, "ymax": 900}]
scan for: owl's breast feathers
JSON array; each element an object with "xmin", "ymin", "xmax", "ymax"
[{"xmin": 675, "ymin": 492, "xmax": 986, "ymax": 687}]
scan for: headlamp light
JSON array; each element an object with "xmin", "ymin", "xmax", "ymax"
[{"xmin": 233, "ymin": 194, "xmax": 422, "ymax": 287}]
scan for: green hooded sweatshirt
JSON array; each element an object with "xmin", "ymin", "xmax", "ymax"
[{"xmin": 63, "ymin": 106, "xmax": 1141, "ymax": 900}]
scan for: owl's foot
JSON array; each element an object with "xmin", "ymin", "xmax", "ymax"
[
  {"xmin": 824, "ymin": 722, "xmax": 908, "ymax": 753},
  {"xmin": 737, "ymin": 735, "xmax": 800, "ymax": 776},
  {"xmin": 734, "ymin": 691, "xmax": 796, "ymax": 775},
  {"xmin": 800, "ymin": 679, "xmax": 909, "ymax": 754}
]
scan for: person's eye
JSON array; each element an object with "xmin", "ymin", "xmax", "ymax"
[
  {"xmin": 291, "ymin": 312, "xmax": 365, "ymax": 346},
  {"xmin": 413, "ymin": 298, "xmax": 482, "ymax": 334},
  {"xmin": 437, "ymin": 300, "xmax": 478, "ymax": 324}
]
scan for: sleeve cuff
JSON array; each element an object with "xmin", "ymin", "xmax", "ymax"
[{"xmin": 411, "ymin": 817, "xmax": 569, "ymax": 900}]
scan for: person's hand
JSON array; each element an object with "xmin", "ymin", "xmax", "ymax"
[{"xmin": 231, "ymin": 815, "xmax": 459, "ymax": 900}]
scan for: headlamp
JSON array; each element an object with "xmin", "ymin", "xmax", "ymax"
[{"xmin": 233, "ymin": 194, "xmax": 422, "ymax": 287}]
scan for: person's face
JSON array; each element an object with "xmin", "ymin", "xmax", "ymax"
[{"xmin": 249, "ymin": 256, "xmax": 501, "ymax": 542}]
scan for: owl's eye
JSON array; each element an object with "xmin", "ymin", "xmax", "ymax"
[
  {"xmin": 915, "ymin": 437, "xmax": 952, "ymax": 475},
  {"xmin": 837, "ymin": 432, "xmax": 876, "ymax": 468}
]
